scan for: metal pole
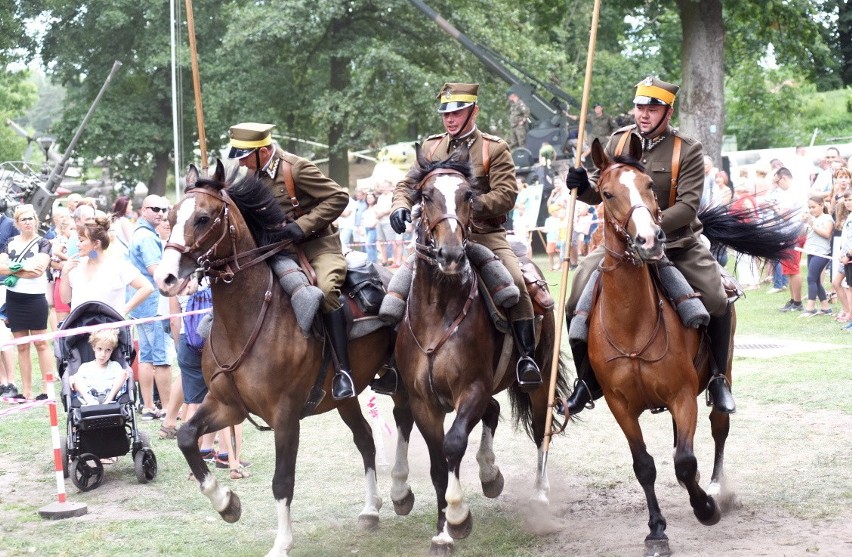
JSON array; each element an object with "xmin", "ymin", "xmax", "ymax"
[
  {"xmin": 541, "ymin": 0, "xmax": 602, "ymax": 472},
  {"xmin": 185, "ymin": 0, "xmax": 208, "ymax": 174}
]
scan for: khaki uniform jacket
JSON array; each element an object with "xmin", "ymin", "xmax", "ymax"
[
  {"xmin": 392, "ymin": 129, "xmax": 518, "ymax": 233},
  {"xmin": 586, "ymin": 113, "xmax": 617, "ymax": 144},
  {"xmin": 265, "ymin": 150, "xmax": 349, "ymax": 259}
]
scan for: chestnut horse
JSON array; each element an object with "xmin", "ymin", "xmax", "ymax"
[
  {"xmin": 585, "ymin": 137, "xmax": 799, "ymax": 556},
  {"xmin": 389, "ymin": 150, "xmax": 567, "ymax": 555},
  {"xmin": 154, "ymin": 161, "xmax": 398, "ymax": 557}
]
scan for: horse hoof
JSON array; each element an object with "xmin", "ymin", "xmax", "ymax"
[
  {"xmin": 393, "ymin": 489, "xmax": 415, "ymax": 516},
  {"xmin": 429, "ymin": 541, "xmax": 453, "ymax": 556},
  {"xmin": 447, "ymin": 512, "xmax": 473, "ymax": 540},
  {"xmin": 357, "ymin": 513, "xmax": 380, "ymax": 531},
  {"xmin": 644, "ymin": 537, "xmax": 671, "ymax": 557},
  {"xmin": 481, "ymin": 469, "xmax": 504, "ymax": 499},
  {"xmin": 695, "ymin": 497, "xmax": 721, "ymax": 526},
  {"xmin": 219, "ymin": 492, "xmax": 242, "ymax": 523}
]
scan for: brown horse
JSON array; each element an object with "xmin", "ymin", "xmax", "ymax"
[
  {"xmin": 389, "ymin": 150, "xmax": 566, "ymax": 555},
  {"xmin": 154, "ymin": 161, "xmax": 397, "ymax": 557},
  {"xmin": 584, "ymin": 136, "xmax": 799, "ymax": 556}
]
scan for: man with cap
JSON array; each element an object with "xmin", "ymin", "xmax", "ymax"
[
  {"xmin": 227, "ymin": 122, "xmax": 356, "ymax": 400},
  {"xmin": 580, "ymin": 103, "xmax": 617, "ymax": 161},
  {"xmin": 389, "ymin": 82, "xmax": 542, "ymax": 391},
  {"xmin": 507, "ymin": 92, "xmax": 530, "ymax": 150},
  {"xmin": 562, "ymin": 76, "xmax": 735, "ymax": 416}
]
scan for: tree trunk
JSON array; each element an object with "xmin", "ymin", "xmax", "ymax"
[
  {"xmin": 147, "ymin": 150, "xmax": 171, "ymax": 197},
  {"xmin": 838, "ymin": 0, "xmax": 852, "ymax": 86},
  {"xmin": 328, "ymin": 19, "xmax": 350, "ymax": 188},
  {"xmin": 676, "ymin": 0, "xmax": 725, "ymax": 166}
]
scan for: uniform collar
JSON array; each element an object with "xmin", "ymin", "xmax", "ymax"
[{"xmin": 262, "ymin": 146, "xmax": 280, "ymax": 179}]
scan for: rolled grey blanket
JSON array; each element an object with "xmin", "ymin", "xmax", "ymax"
[
  {"xmin": 466, "ymin": 242, "xmax": 519, "ymax": 308},
  {"xmin": 271, "ymin": 255, "xmax": 324, "ymax": 336},
  {"xmin": 657, "ymin": 263, "xmax": 710, "ymax": 328},
  {"xmin": 197, "ymin": 312, "xmax": 213, "ymax": 340},
  {"xmin": 379, "ymin": 254, "xmax": 414, "ymax": 324},
  {"xmin": 568, "ymin": 269, "xmax": 599, "ymax": 343}
]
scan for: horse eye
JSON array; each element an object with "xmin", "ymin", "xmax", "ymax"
[
  {"xmin": 195, "ymin": 216, "xmax": 210, "ymax": 227},
  {"xmin": 602, "ymin": 191, "xmax": 613, "ymax": 200}
]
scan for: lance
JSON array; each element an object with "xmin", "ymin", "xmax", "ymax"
[
  {"xmin": 185, "ymin": 0, "xmax": 208, "ymax": 174},
  {"xmin": 541, "ymin": 0, "xmax": 602, "ymax": 473}
]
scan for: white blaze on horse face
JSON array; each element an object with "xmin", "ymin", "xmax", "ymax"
[
  {"xmin": 433, "ymin": 175, "xmax": 462, "ymax": 233},
  {"xmin": 620, "ymin": 169, "xmax": 658, "ymax": 243},
  {"xmin": 160, "ymin": 197, "xmax": 196, "ymax": 273}
]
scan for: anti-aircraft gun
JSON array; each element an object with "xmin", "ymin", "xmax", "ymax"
[
  {"xmin": 408, "ymin": 0, "xmax": 580, "ymax": 168},
  {"xmin": 0, "ymin": 61, "xmax": 122, "ymax": 225}
]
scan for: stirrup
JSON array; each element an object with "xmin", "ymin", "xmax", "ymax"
[
  {"xmin": 515, "ymin": 356, "xmax": 542, "ymax": 392},
  {"xmin": 563, "ymin": 379, "xmax": 596, "ymax": 414},
  {"xmin": 332, "ymin": 369, "xmax": 356, "ymax": 400},
  {"xmin": 369, "ymin": 366, "xmax": 399, "ymax": 396}
]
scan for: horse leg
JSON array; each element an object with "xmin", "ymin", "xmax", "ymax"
[
  {"xmin": 409, "ymin": 398, "xmax": 453, "ymax": 556},
  {"xmin": 267, "ymin": 411, "xmax": 301, "ymax": 557},
  {"xmin": 476, "ymin": 397, "xmax": 504, "ymax": 499},
  {"xmin": 707, "ymin": 408, "xmax": 736, "ymax": 509},
  {"xmin": 610, "ymin": 405, "xmax": 670, "ymax": 557},
  {"xmin": 390, "ymin": 392, "xmax": 416, "ymax": 516},
  {"xmin": 670, "ymin": 398, "xmax": 720, "ymax": 527},
  {"xmin": 336, "ymin": 398, "xmax": 382, "ymax": 530},
  {"xmin": 443, "ymin": 388, "xmax": 489, "ymax": 541},
  {"xmin": 178, "ymin": 398, "xmax": 243, "ymax": 524}
]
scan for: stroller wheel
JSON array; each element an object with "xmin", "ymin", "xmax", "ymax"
[
  {"xmin": 70, "ymin": 453, "xmax": 104, "ymax": 491},
  {"xmin": 60, "ymin": 435, "xmax": 69, "ymax": 479},
  {"xmin": 134, "ymin": 448, "xmax": 157, "ymax": 484}
]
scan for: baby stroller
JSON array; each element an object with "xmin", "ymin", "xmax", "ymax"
[{"xmin": 55, "ymin": 301, "xmax": 157, "ymax": 491}]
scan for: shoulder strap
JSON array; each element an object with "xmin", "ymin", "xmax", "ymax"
[
  {"xmin": 481, "ymin": 137, "xmax": 491, "ymax": 175},
  {"xmin": 13, "ymin": 237, "xmax": 42, "ymax": 263},
  {"xmin": 280, "ymin": 157, "xmax": 303, "ymax": 218},
  {"xmin": 668, "ymin": 136, "xmax": 682, "ymax": 207}
]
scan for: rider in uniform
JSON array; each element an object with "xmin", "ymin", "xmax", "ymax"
[
  {"xmin": 227, "ymin": 122, "xmax": 356, "ymax": 400},
  {"xmin": 389, "ymin": 83, "xmax": 542, "ymax": 391},
  {"xmin": 563, "ymin": 77, "xmax": 736, "ymax": 415}
]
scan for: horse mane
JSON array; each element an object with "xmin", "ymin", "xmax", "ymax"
[
  {"xmin": 409, "ymin": 147, "xmax": 474, "ymax": 186},
  {"xmin": 190, "ymin": 169, "xmax": 289, "ymax": 247},
  {"xmin": 610, "ymin": 154, "xmax": 646, "ymax": 174}
]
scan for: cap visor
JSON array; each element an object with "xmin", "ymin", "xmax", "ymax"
[
  {"xmin": 437, "ymin": 101, "xmax": 474, "ymax": 114},
  {"xmin": 633, "ymin": 96, "xmax": 668, "ymax": 106},
  {"xmin": 228, "ymin": 147, "xmax": 256, "ymax": 160}
]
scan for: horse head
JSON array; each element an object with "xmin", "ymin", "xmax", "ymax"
[
  {"xmin": 410, "ymin": 145, "xmax": 476, "ymax": 275},
  {"xmin": 591, "ymin": 136, "xmax": 665, "ymax": 262}
]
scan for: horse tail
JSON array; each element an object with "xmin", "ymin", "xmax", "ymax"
[
  {"xmin": 698, "ymin": 203, "xmax": 803, "ymax": 261},
  {"xmin": 509, "ymin": 351, "xmax": 570, "ymax": 440}
]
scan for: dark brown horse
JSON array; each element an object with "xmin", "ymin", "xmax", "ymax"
[
  {"xmin": 585, "ymin": 137, "xmax": 798, "ymax": 556},
  {"xmin": 389, "ymin": 150, "xmax": 566, "ymax": 555},
  {"xmin": 154, "ymin": 161, "xmax": 397, "ymax": 557}
]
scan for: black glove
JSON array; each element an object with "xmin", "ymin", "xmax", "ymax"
[
  {"xmin": 390, "ymin": 208, "xmax": 411, "ymax": 234},
  {"xmin": 566, "ymin": 166, "xmax": 590, "ymax": 194},
  {"xmin": 281, "ymin": 222, "xmax": 305, "ymax": 242}
]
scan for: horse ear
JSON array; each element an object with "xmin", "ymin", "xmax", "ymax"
[
  {"xmin": 627, "ymin": 133, "xmax": 643, "ymax": 161},
  {"xmin": 185, "ymin": 164, "xmax": 199, "ymax": 191},
  {"xmin": 591, "ymin": 138, "xmax": 609, "ymax": 170},
  {"xmin": 212, "ymin": 159, "xmax": 226, "ymax": 183}
]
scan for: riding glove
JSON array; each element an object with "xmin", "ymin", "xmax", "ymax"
[
  {"xmin": 566, "ymin": 167, "xmax": 590, "ymax": 195},
  {"xmin": 390, "ymin": 208, "xmax": 411, "ymax": 234},
  {"xmin": 281, "ymin": 222, "xmax": 305, "ymax": 242}
]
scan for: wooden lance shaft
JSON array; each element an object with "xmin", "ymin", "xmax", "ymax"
[{"xmin": 185, "ymin": 0, "xmax": 208, "ymax": 174}]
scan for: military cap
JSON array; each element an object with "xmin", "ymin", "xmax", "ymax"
[
  {"xmin": 436, "ymin": 82, "xmax": 479, "ymax": 113},
  {"xmin": 227, "ymin": 122, "xmax": 275, "ymax": 159},
  {"xmin": 633, "ymin": 76, "xmax": 679, "ymax": 106}
]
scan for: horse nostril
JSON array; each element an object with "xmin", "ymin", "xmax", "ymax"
[
  {"xmin": 635, "ymin": 235, "xmax": 646, "ymax": 246},
  {"xmin": 656, "ymin": 229, "xmax": 666, "ymax": 242}
]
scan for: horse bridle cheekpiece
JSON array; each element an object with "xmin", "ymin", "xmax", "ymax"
[
  {"xmin": 599, "ymin": 163, "xmax": 662, "ymax": 267},
  {"xmin": 414, "ymin": 169, "xmax": 470, "ymax": 263}
]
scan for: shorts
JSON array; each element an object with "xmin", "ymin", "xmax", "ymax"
[
  {"xmin": 136, "ymin": 319, "xmax": 171, "ymax": 365},
  {"xmin": 178, "ymin": 334, "xmax": 207, "ymax": 404},
  {"xmin": 546, "ymin": 241, "xmax": 558, "ymax": 255},
  {"xmin": 781, "ymin": 248, "xmax": 802, "ymax": 275},
  {"xmin": 53, "ymin": 278, "xmax": 71, "ymax": 313}
]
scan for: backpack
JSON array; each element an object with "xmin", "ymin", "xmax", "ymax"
[{"xmin": 183, "ymin": 287, "xmax": 212, "ymax": 352}]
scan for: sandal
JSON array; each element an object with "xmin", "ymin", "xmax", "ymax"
[
  {"xmin": 159, "ymin": 425, "xmax": 179, "ymax": 439},
  {"xmin": 230, "ymin": 467, "xmax": 251, "ymax": 480}
]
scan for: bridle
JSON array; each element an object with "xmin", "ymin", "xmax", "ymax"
[
  {"xmin": 164, "ymin": 187, "xmax": 291, "ymax": 283},
  {"xmin": 413, "ymin": 169, "xmax": 470, "ymax": 265},
  {"xmin": 598, "ymin": 163, "xmax": 662, "ymax": 269}
]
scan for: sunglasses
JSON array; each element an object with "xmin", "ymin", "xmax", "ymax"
[{"xmin": 145, "ymin": 207, "xmax": 169, "ymax": 213}]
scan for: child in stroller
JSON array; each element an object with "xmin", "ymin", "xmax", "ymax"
[{"xmin": 57, "ymin": 301, "xmax": 157, "ymax": 491}]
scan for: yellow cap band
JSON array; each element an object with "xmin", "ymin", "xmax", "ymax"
[
  {"xmin": 635, "ymin": 84, "xmax": 676, "ymax": 105},
  {"xmin": 440, "ymin": 93, "xmax": 477, "ymax": 103},
  {"xmin": 229, "ymin": 137, "xmax": 271, "ymax": 149}
]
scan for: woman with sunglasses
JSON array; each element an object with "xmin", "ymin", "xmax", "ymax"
[{"xmin": 0, "ymin": 205, "xmax": 55, "ymax": 401}]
